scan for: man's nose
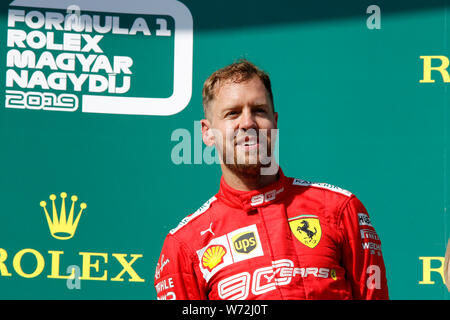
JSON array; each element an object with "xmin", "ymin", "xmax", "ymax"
[{"xmin": 239, "ymin": 109, "xmax": 257, "ymax": 130}]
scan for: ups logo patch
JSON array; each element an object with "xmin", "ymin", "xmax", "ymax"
[{"xmin": 232, "ymin": 231, "xmax": 257, "ymax": 254}]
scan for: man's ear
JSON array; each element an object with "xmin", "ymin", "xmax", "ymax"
[{"xmin": 201, "ymin": 119, "xmax": 215, "ymax": 147}]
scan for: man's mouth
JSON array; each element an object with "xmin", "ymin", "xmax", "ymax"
[{"xmin": 236, "ymin": 136, "xmax": 259, "ymax": 151}]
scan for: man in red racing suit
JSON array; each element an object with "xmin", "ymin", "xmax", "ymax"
[
  {"xmin": 154, "ymin": 169, "xmax": 389, "ymax": 300},
  {"xmin": 154, "ymin": 60, "xmax": 389, "ymax": 300}
]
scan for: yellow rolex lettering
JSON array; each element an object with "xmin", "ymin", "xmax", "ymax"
[
  {"xmin": 79, "ymin": 252, "xmax": 108, "ymax": 281},
  {"xmin": 0, "ymin": 248, "xmax": 144, "ymax": 283},
  {"xmin": 0, "ymin": 248, "xmax": 12, "ymax": 277},
  {"xmin": 419, "ymin": 56, "xmax": 450, "ymax": 83},
  {"xmin": 47, "ymin": 250, "xmax": 70, "ymax": 279},
  {"xmin": 111, "ymin": 253, "xmax": 144, "ymax": 282},
  {"xmin": 419, "ymin": 256, "xmax": 445, "ymax": 284},
  {"xmin": 13, "ymin": 249, "xmax": 45, "ymax": 278}
]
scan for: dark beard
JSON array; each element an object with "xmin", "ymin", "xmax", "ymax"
[
  {"xmin": 223, "ymin": 146, "xmax": 272, "ymax": 177},
  {"xmin": 225, "ymin": 162, "xmax": 263, "ymax": 177}
]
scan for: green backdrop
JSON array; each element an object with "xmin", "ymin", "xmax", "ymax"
[{"xmin": 0, "ymin": 0, "xmax": 449, "ymax": 299}]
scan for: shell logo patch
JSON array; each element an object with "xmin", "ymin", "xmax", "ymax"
[
  {"xmin": 201, "ymin": 245, "xmax": 227, "ymax": 271},
  {"xmin": 289, "ymin": 215, "xmax": 322, "ymax": 249}
]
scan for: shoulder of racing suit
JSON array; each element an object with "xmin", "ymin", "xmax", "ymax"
[
  {"xmin": 291, "ymin": 178, "xmax": 353, "ymax": 198},
  {"xmin": 169, "ymin": 195, "xmax": 217, "ymax": 236},
  {"xmin": 290, "ymin": 177, "xmax": 356, "ymax": 225}
]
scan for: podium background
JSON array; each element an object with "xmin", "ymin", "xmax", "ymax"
[{"xmin": 0, "ymin": 0, "xmax": 449, "ymax": 299}]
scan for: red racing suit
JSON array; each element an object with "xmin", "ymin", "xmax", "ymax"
[{"xmin": 154, "ymin": 169, "xmax": 389, "ymax": 300}]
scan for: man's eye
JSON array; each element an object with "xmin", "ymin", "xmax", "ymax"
[
  {"xmin": 226, "ymin": 111, "xmax": 238, "ymax": 117},
  {"xmin": 255, "ymin": 108, "xmax": 266, "ymax": 113}
]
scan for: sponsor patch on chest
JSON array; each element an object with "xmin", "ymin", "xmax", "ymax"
[
  {"xmin": 196, "ymin": 224, "xmax": 264, "ymax": 282},
  {"xmin": 288, "ymin": 214, "xmax": 322, "ymax": 249}
]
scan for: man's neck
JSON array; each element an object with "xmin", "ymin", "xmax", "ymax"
[{"xmin": 221, "ymin": 164, "xmax": 279, "ymax": 191}]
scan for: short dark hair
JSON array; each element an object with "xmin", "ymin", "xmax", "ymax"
[{"xmin": 202, "ymin": 59, "xmax": 274, "ymax": 116}]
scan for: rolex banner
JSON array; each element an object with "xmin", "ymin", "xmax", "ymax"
[{"xmin": 0, "ymin": 0, "xmax": 449, "ymax": 300}]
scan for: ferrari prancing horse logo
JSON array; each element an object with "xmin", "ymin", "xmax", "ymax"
[{"xmin": 289, "ymin": 215, "xmax": 322, "ymax": 249}]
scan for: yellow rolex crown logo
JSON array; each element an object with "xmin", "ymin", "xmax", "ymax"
[{"xmin": 39, "ymin": 192, "xmax": 87, "ymax": 240}]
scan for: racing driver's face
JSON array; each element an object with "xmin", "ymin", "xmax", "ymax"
[{"xmin": 201, "ymin": 76, "xmax": 278, "ymax": 176}]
